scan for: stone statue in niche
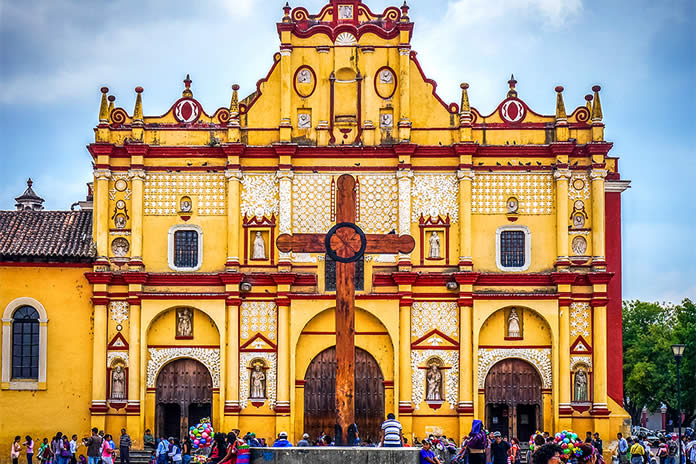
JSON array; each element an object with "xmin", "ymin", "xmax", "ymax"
[
  {"xmin": 425, "ymin": 362, "xmax": 443, "ymax": 401},
  {"xmin": 379, "ymin": 69, "xmax": 393, "ymax": 84},
  {"xmin": 298, "ymin": 113, "xmax": 311, "ymax": 129},
  {"xmin": 176, "ymin": 308, "xmax": 193, "ymax": 338},
  {"xmin": 571, "ymin": 236, "xmax": 587, "ymax": 255},
  {"xmin": 297, "ymin": 69, "xmax": 312, "ymax": 84},
  {"xmin": 250, "ymin": 363, "xmax": 266, "ymax": 398},
  {"xmin": 180, "ymin": 198, "xmax": 192, "ymax": 212},
  {"xmin": 111, "ymin": 238, "xmax": 129, "ymax": 257},
  {"xmin": 508, "ymin": 308, "xmax": 521, "ymax": 338},
  {"xmin": 338, "ymin": 5, "xmax": 353, "ymax": 19},
  {"xmin": 111, "ymin": 365, "xmax": 126, "ymax": 399},
  {"xmin": 574, "ymin": 369, "xmax": 588, "ymax": 402},
  {"xmin": 252, "ymin": 231, "xmax": 266, "ymax": 259},
  {"xmin": 428, "ymin": 231, "xmax": 441, "ymax": 259},
  {"xmin": 380, "ymin": 113, "xmax": 393, "ymax": 128}
]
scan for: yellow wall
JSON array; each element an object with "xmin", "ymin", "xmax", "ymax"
[{"xmin": 0, "ymin": 266, "xmax": 94, "ymax": 452}]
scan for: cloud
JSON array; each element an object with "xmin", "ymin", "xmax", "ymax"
[{"xmin": 447, "ymin": 0, "xmax": 582, "ymax": 27}]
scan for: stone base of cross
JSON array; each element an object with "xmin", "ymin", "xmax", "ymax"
[{"xmin": 277, "ymin": 174, "xmax": 415, "ymax": 444}]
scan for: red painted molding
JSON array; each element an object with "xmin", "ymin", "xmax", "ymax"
[
  {"xmin": 454, "ymin": 272, "xmax": 480, "ymax": 285},
  {"xmin": 399, "ymin": 404, "xmax": 415, "ymax": 414},
  {"xmin": 123, "ymin": 272, "xmax": 148, "ymax": 284},
  {"xmin": 107, "ymin": 332, "xmax": 129, "ymax": 350},
  {"xmin": 457, "ymin": 405, "xmax": 475, "ymax": 414},
  {"xmin": 0, "ymin": 261, "xmax": 93, "ymax": 268},
  {"xmin": 274, "ymin": 405, "xmax": 291, "ymax": 414},
  {"xmin": 240, "ymin": 333, "xmax": 277, "ymax": 352},
  {"xmin": 224, "ymin": 404, "xmax": 242, "ymax": 414},
  {"xmin": 479, "ymin": 344, "xmax": 552, "ymax": 349},
  {"xmin": 85, "ymin": 272, "xmax": 113, "ymax": 284},
  {"xmin": 392, "ymin": 272, "xmax": 418, "ymax": 285},
  {"xmin": 411, "ymin": 329, "xmax": 459, "ymax": 349}
]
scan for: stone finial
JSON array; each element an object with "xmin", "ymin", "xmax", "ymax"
[
  {"xmin": 283, "ymin": 2, "xmax": 291, "ymax": 21},
  {"xmin": 133, "ymin": 86, "xmax": 144, "ymax": 124},
  {"xmin": 591, "ymin": 85, "xmax": 603, "ymax": 121},
  {"xmin": 585, "ymin": 94, "xmax": 593, "ymax": 113},
  {"xmin": 15, "ymin": 178, "xmax": 45, "ymax": 211},
  {"xmin": 507, "ymin": 74, "xmax": 518, "ymax": 98},
  {"xmin": 107, "ymin": 95, "xmax": 115, "ymax": 117},
  {"xmin": 228, "ymin": 84, "xmax": 241, "ymax": 134},
  {"xmin": 229, "ymin": 84, "xmax": 240, "ymax": 115},
  {"xmin": 555, "ymin": 86, "xmax": 567, "ymax": 120},
  {"xmin": 98, "ymin": 87, "xmax": 109, "ymax": 124},
  {"xmin": 401, "ymin": 1, "xmax": 410, "ymax": 20},
  {"xmin": 183, "ymin": 74, "xmax": 193, "ymax": 98},
  {"xmin": 460, "ymin": 83, "xmax": 470, "ymax": 113}
]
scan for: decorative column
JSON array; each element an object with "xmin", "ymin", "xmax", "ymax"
[
  {"xmin": 589, "ymin": 273, "xmax": 611, "ymax": 415},
  {"xmin": 273, "ymin": 274, "xmax": 295, "ymax": 433},
  {"xmin": 397, "ymin": 43, "xmax": 411, "ymax": 142},
  {"xmin": 126, "ymin": 299, "xmax": 142, "ymax": 441},
  {"xmin": 554, "ymin": 168, "xmax": 571, "ymax": 268},
  {"xmin": 590, "ymin": 169, "xmax": 608, "ymax": 269},
  {"xmin": 94, "ymin": 169, "xmax": 111, "ymax": 261},
  {"xmin": 394, "ymin": 272, "xmax": 417, "ymax": 438},
  {"xmin": 90, "ymin": 302, "xmax": 108, "ymax": 429},
  {"xmin": 277, "ymin": 170, "xmax": 294, "ymax": 267},
  {"xmin": 396, "ymin": 169, "xmax": 413, "ymax": 268},
  {"xmin": 456, "ymin": 169, "xmax": 474, "ymax": 270},
  {"xmin": 279, "ymin": 43, "xmax": 292, "ymax": 142},
  {"xmin": 128, "ymin": 167, "xmax": 146, "ymax": 268},
  {"xmin": 225, "ymin": 168, "xmax": 243, "ymax": 269},
  {"xmin": 455, "ymin": 272, "xmax": 477, "ymax": 436}
]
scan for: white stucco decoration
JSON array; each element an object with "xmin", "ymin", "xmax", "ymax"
[
  {"xmin": 357, "ymin": 175, "xmax": 398, "ymax": 234},
  {"xmin": 240, "ymin": 301, "xmax": 277, "ymax": 341},
  {"xmin": 411, "ymin": 174, "xmax": 459, "ymax": 223},
  {"xmin": 109, "ymin": 301, "xmax": 129, "ymax": 324},
  {"xmin": 570, "ymin": 302, "xmax": 591, "ymax": 339},
  {"xmin": 239, "ymin": 352, "xmax": 277, "ymax": 409},
  {"xmin": 107, "ymin": 351, "xmax": 129, "ymax": 367},
  {"xmin": 411, "ymin": 302, "xmax": 458, "ymax": 338},
  {"xmin": 472, "ymin": 173, "xmax": 553, "ymax": 215},
  {"xmin": 144, "ymin": 173, "xmax": 226, "ymax": 215},
  {"xmin": 241, "ymin": 174, "xmax": 279, "ymax": 218},
  {"xmin": 411, "ymin": 350, "xmax": 459, "ymax": 409},
  {"xmin": 292, "ymin": 174, "xmax": 332, "ymax": 233},
  {"xmin": 146, "ymin": 347, "xmax": 220, "ymax": 388},
  {"xmin": 570, "ymin": 355, "xmax": 593, "ymax": 371},
  {"xmin": 478, "ymin": 348, "xmax": 552, "ymax": 389}
]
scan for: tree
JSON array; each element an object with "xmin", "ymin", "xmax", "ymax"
[{"xmin": 622, "ymin": 299, "xmax": 696, "ymax": 428}]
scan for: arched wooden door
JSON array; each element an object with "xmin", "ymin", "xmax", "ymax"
[
  {"xmin": 303, "ymin": 347, "xmax": 384, "ymax": 443},
  {"xmin": 485, "ymin": 358, "xmax": 542, "ymax": 440},
  {"xmin": 156, "ymin": 358, "xmax": 212, "ymax": 439}
]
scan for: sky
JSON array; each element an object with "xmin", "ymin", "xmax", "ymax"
[{"xmin": 0, "ymin": 0, "xmax": 694, "ymax": 302}]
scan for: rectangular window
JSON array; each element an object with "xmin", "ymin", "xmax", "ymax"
[
  {"xmin": 325, "ymin": 255, "xmax": 364, "ymax": 292},
  {"xmin": 500, "ymin": 230, "xmax": 525, "ymax": 268},
  {"xmin": 174, "ymin": 230, "xmax": 199, "ymax": 268},
  {"xmin": 12, "ymin": 322, "xmax": 39, "ymax": 379}
]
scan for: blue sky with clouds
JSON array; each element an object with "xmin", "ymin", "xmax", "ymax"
[{"xmin": 0, "ymin": 0, "xmax": 694, "ymax": 301}]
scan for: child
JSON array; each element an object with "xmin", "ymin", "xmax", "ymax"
[{"xmin": 101, "ymin": 436, "xmax": 114, "ymax": 464}]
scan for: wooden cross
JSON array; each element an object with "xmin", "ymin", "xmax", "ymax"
[{"xmin": 276, "ymin": 174, "xmax": 415, "ymax": 444}]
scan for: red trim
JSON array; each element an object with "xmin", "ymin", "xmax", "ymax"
[
  {"xmin": 147, "ymin": 344, "xmax": 219, "ymax": 348},
  {"xmin": 409, "ymin": 51, "xmax": 458, "ymax": 114},
  {"xmin": 293, "ymin": 65, "xmax": 317, "ymax": 98},
  {"xmin": 419, "ymin": 214, "xmax": 451, "ymax": 266},
  {"xmin": 107, "ymin": 332, "xmax": 129, "ymax": 350},
  {"xmin": 244, "ymin": 53, "xmax": 281, "ymax": 113},
  {"xmin": 605, "ymin": 190, "xmax": 624, "ymax": 405},
  {"xmin": 0, "ymin": 261, "xmax": 93, "ymax": 268},
  {"xmin": 374, "ymin": 66, "xmax": 397, "ymax": 99},
  {"xmin": 570, "ymin": 336, "xmax": 592, "ymax": 354},
  {"xmin": 411, "ymin": 328, "xmax": 459, "ymax": 349},
  {"xmin": 478, "ymin": 344, "xmax": 552, "ymax": 349},
  {"xmin": 239, "ymin": 333, "xmax": 277, "ymax": 352}
]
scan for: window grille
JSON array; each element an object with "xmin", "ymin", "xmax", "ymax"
[
  {"xmin": 325, "ymin": 255, "xmax": 364, "ymax": 292},
  {"xmin": 500, "ymin": 230, "xmax": 526, "ymax": 268},
  {"xmin": 12, "ymin": 306, "xmax": 39, "ymax": 379},
  {"xmin": 174, "ymin": 230, "xmax": 199, "ymax": 268}
]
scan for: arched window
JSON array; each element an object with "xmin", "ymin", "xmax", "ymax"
[
  {"xmin": 12, "ymin": 306, "xmax": 39, "ymax": 379},
  {"xmin": 2, "ymin": 297, "xmax": 48, "ymax": 390}
]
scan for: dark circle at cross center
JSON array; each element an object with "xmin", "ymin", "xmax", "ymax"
[{"xmin": 324, "ymin": 222, "xmax": 367, "ymax": 263}]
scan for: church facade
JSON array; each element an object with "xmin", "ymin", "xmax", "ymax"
[{"xmin": 0, "ymin": 0, "xmax": 631, "ymax": 450}]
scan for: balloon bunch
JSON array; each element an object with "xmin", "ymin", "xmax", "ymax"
[
  {"xmin": 189, "ymin": 417, "xmax": 214, "ymax": 450},
  {"xmin": 191, "ymin": 455, "xmax": 207, "ymax": 464},
  {"xmin": 553, "ymin": 431, "xmax": 583, "ymax": 460}
]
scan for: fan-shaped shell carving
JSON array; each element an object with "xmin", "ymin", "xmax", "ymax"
[{"xmin": 335, "ymin": 32, "xmax": 357, "ymax": 46}]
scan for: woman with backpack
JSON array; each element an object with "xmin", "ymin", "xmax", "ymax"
[
  {"xmin": 37, "ymin": 439, "xmax": 51, "ymax": 464},
  {"xmin": 59, "ymin": 437, "xmax": 71, "ymax": 464},
  {"xmin": 167, "ymin": 439, "xmax": 182, "ymax": 464}
]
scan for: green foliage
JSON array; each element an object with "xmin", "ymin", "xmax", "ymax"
[{"xmin": 622, "ymin": 299, "xmax": 696, "ymax": 427}]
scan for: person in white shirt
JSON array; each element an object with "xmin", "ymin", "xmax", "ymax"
[{"xmin": 69, "ymin": 436, "xmax": 79, "ymax": 464}]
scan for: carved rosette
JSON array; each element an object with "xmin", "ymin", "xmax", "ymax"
[
  {"xmin": 569, "ymin": 302, "xmax": 591, "ymax": 339},
  {"xmin": 239, "ymin": 352, "xmax": 277, "ymax": 409},
  {"xmin": 109, "ymin": 301, "xmax": 129, "ymax": 324},
  {"xmin": 478, "ymin": 348, "xmax": 552, "ymax": 389},
  {"xmin": 146, "ymin": 347, "xmax": 220, "ymax": 388},
  {"xmin": 241, "ymin": 174, "xmax": 279, "ymax": 218},
  {"xmin": 240, "ymin": 301, "xmax": 277, "ymax": 341},
  {"xmin": 411, "ymin": 302, "xmax": 458, "ymax": 338},
  {"xmin": 411, "ymin": 175, "xmax": 459, "ymax": 222},
  {"xmin": 411, "ymin": 350, "xmax": 459, "ymax": 409}
]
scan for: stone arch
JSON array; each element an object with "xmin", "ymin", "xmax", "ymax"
[
  {"xmin": 295, "ymin": 306, "xmax": 394, "ymax": 382},
  {"xmin": 479, "ymin": 305, "xmax": 553, "ymax": 346},
  {"xmin": 145, "ymin": 305, "xmax": 220, "ymax": 345},
  {"xmin": 2, "ymin": 297, "xmax": 49, "ymax": 386}
]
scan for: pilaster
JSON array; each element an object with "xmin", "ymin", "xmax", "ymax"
[
  {"xmin": 279, "ymin": 46, "xmax": 293, "ymax": 142},
  {"xmin": 276, "ymin": 169, "xmax": 294, "ymax": 268},
  {"xmin": 128, "ymin": 165, "xmax": 146, "ymax": 268},
  {"xmin": 554, "ymin": 168, "xmax": 571, "ymax": 268},
  {"xmin": 90, "ymin": 303, "xmax": 108, "ymax": 429},
  {"xmin": 396, "ymin": 169, "xmax": 413, "ymax": 269},
  {"xmin": 591, "ymin": 169, "xmax": 608, "ymax": 269},
  {"xmin": 457, "ymin": 168, "xmax": 474, "ymax": 270},
  {"xmin": 225, "ymin": 168, "xmax": 243, "ymax": 270},
  {"xmin": 398, "ymin": 45, "xmax": 411, "ymax": 142}
]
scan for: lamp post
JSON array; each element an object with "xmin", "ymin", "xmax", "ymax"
[{"xmin": 671, "ymin": 344, "xmax": 685, "ymax": 464}]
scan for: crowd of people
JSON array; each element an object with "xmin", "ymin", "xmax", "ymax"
[{"xmin": 9, "ymin": 421, "xmax": 696, "ymax": 464}]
